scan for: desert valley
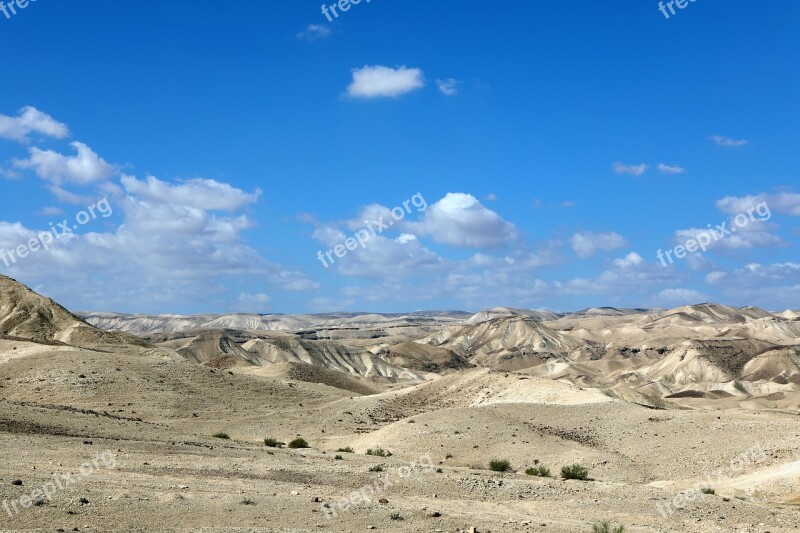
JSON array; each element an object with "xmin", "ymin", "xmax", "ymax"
[{"xmin": 1, "ymin": 274, "xmax": 799, "ymax": 532}]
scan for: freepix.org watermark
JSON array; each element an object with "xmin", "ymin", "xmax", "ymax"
[
  {"xmin": 657, "ymin": 201, "xmax": 771, "ymax": 267},
  {"xmin": 316, "ymin": 193, "xmax": 427, "ymax": 269},
  {"xmin": 3, "ymin": 450, "xmax": 117, "ymax": 519},
  {"xmin": 655, "ymin": 443, "xmax": 766, "ymax": 518},
  {"xmin": 0, "ymin": 0, "xmax": 37, "ymax": 21},
  {"xmin": 322, "ymin": 453, "xmax": 434, "ymax": 519},
  {"xmin": 0, "ymin": 198, "xmax": 112, "ymax": 268},
  {"xmin": 658, "ymin": 0, "xmax": 699, "ymax": 20},
  {"xmin": 321, "ymin": 0, "xmax": 371, "ymax": 23}
]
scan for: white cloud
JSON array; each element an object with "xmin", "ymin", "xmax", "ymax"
[
  {"xmin": 0, "ymin": 106, "xmax": 69, "ymax": 142},
  {"xmin": 484, "ymin": 193, "xmax": 497, "ymax": 202},
  {"xmin": 613, "ymin": 252, "xmax": 644, "ymax": 268},
  {"xmin": 436, "ymin": 78, "xmax": 460, "ymax": 96},
  {"xmin": 121, "ymin": 175, "xmax": 261, "ymax": 211},
  {"xmin": 673, "ymin": 220, "xmax": 782, "ymax": 251},
  {"xmin": 658, "ymin": 163, "xmax": 686, "ymax": 175},
  {"xmin": 717, "ymin": 192, "xmax": 800, "ymax": 217},
  {"xmin": 612, "ymin": 162, "xmax": 647, "ymax": 176},
  {"xmin": 570, "ymin": 231, "xmax": 628, "ymax": 259},
  {"xmin": 346, "ymin": 65, "xmax": 424, "ymax": 98},
  {"xmin": 36, "ymin": 207, "xmax": 64, "ymax": 216},
  {"xmin": 705, "ymin": 271, "xmax": 727, "ymax": 284},
  {"xmin": 711, "ymin": 135, "xmax": 748, "ymax": 147},
  {"xmin": 14, "ymin": 142, "xmax": 114, "ymax": 186},
  {"xmin": 297, "ymin": 24, "xmax": 331, "ymax": 40},
  {"xmin": 409, "ymin": 193, "xmax": 518, "ymax": 248}
]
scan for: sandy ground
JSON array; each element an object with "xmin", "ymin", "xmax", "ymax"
[{"xmin": 1, "ymin": 345, "xmax": 800, "ymax": 532}]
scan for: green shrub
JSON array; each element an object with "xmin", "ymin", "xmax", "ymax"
[
  {"xmin": 525, "ymin": 465, "xmax": 551, "ymax": 477},
  {"xmin": 287, "ymin": 437, "xmax": 309, "ymax": 449},
  {"xmin": 264, "ymin": 437, "xmax": 284, "ymax": 448},
  {"xmin": 366, "ymin": 447, "xmax": 391, "ymax": 457},
  {"xmin": 561, "ymin": 463, "xmax": 589, "ymax": 480},
  {"xmin": 701, "ymin": 487, "xmax": 715, "ymax": 495},
  {"xmin": 369, "ymin": 465, "xmax": 384, "ymax": 472},
  {"xmin": 336, "ymin": 447, "xmax": 354, "ymax": 453},
  {"xmin": 212, "ymin": 432, "xmax": 230, "ymax": 440},
  {"xmin": 488, "ymin": 459, "xmax": 512, "ymax": 472},
  {"xmin": 592, "ymin": 522, "xmax": 625, "ymax": 533},
  {"xmin": 389, "ymin": 511, "xmax": 403, "ymax": 521},
  {"xmin": 334, "ymin": 455, "xmax": 344, "ymax": 460}
]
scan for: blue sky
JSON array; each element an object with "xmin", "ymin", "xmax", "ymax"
[{"xmin": 1, "ymin": 0, "xmax": 799, "ymax": 314}]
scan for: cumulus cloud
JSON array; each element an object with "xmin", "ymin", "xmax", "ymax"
[
  {"xmin": 711, "ymin": 135, "xmax": 748, "ymax": 147},
  {"xmin": 409, "ymin": 193, "xmax": 519, "ymax": 248},
  {"xmin": 613, "ymin": 252, "xmax": 644, "ymax": 268},
  {"xmin": 121, "ymin": 175, "xmax": 261, "ymax": 211},
  {"xmin": 673, "ymin": 220, "xmax": 782, "ymax": 251},
  {"xmin": 346, "ymin": 65, "xmax": 424, "ymax": 98},
  {"xmin": 570, "ymin": 231, "xmax": 628, "ymax": 259},
  {"xmin": 658, "ymin": 163, "xmax": 686, "ymax": 175},
  {"xmin": 706, "ymin": 262, "xmax": 800, "ymax": 309},
  {"xmin": 612, "ymin": 162, "xmax": 647, "ymax": 176},
  {"xmin": 0, "ymin": 106, "xmax": 69, "ymax": 142},
  {"xmin": 436, "ymin": 78, "xmax": 460, "ymax": 96},
  {"xmin": 14, "ymin": 142, "xmax": 114, "ymax": 186},
  {"xmin": 717, "ymin": 192, "xmax": 800, "ymax": 217}
]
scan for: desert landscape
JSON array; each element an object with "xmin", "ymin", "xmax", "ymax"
[
  {"xmin": 2, "ymin": 3, "xmax": 799, "ymax": 532},
  {"xmin": 2, "ymin": 274, "xmax": 799, "ymax": 532}
]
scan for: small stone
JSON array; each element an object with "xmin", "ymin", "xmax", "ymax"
[
  {"xmin": 11, "ymin": 480, "xmax": 22, "ymax": 486},
  {"xmin": 291, "ymin": 490, "xmax": 299, "ymax": 496},
  {"xmin": 79, "ymin": 497, "xmax": 89, "ymax": 505},
  {"xmin": 311, "ymin": 496, "xmax": 322, "ymax": 502},
  {"xmin": 378, "ymin": 498, "xmax": 389, "ymax": 504},
  {"xmin": 429, "ymin": 511, "xmax": 442, "ymax": 517}
]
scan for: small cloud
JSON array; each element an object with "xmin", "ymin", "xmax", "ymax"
[
  {"xmin": 346, "ymin": 65, "xmax": 424, "ymax": 99},
  {"xmin": 36, "ymin": 207, "xmax": 64, "ymax": 216},
  {"xmin": 613, "ymin": 252, "xmax": 644, "ymax": 268},
  {"xmin": 711, "ymin": 135, "xmax": 748, "ymax": 147},
  {"xmin": 296, "ymin": 24, "xmax": 331, "ymax": 40},
  {"xmin": 612, "ymin": 162, "xmax": 647, "ymax": 176},
  {"xmin": 560, "ymin": 201, "xmax": 577, "ymax": 208},
  {"xmin": 570, "ymin": 231, "xmax": 628, "ymax": 259},
  {"xmin": 658, "ymin": 163, "xmax": 686, "ymax": 175},
  {"xmin": 705, "ymin": 271, "xmax": 727, "ymax": 284},
  {"xmin": 436, "ymin": 78, "xmax": 460, "ymax": 96},
  {"xmin": 0, "ymin": 106, "xmax": 69, "ymax": 142},
  {"xmin": 484, "ymin": 193, "xmax": 497, "ymax": 202}
]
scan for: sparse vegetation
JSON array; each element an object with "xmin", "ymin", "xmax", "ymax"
[
  {"xmin": 264, "ymin": 437, "xmax": 284, "ymax": 448},
  {"xmin": 525, "ymin": 465, "xmax": 551, "ymax": 477},
  {"xmin": 592, "ymin": 522, "xmax": 625, "ymax": 533},
  {"xmin": 366, "ymin": 447, "xmax": 391, "ymax": 457},
  {"xmin": 287, "ymin": 437, "xmax": 309, "ymax": 449},
  {"xmin": 701, "ymin": 487, "xmax": 716, "ymax": 495},
  {"xmin": 241, "ymin": 498, "xmax": 256, "ymax": 506},
  {"xmin": 389, "ymin": 511, "xmax": 403, "ymax": 521},
  {"xmin": 488, "ymin": 459, "xmax": 512, "ymax": 472},
  {"xmin": 334, "ymin": 455, "xmax": 344, "ymax": 460},
  {"xmin": 212, "ymin": 432, "xmax": 230, "ymax": 440},
  {"xmin": 369, "ymin": 465, "xmax": 384, "ymax": 472},
  {"xmin": 336, "ymin": 446, "xmax": 354, "ymax": 453},
  {"xmin": 561, "ymin": 463, "xmax": 589, "ymax": 480}
]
